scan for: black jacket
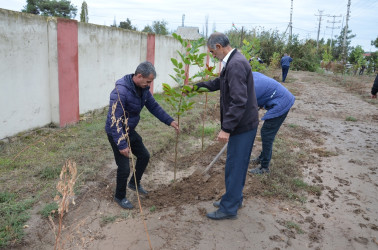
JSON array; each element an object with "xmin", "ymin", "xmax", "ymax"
[
  {"xmin": 196, "ymin": 50, "xmax": 259, "ymax": 136},
  {"xmin": 372, "ymin": 74, "xmax": 378, "ymax": 95}
]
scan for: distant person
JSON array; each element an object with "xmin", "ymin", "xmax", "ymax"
[
  {"xmin": 248, "ymin": 72, "xmax": 295, "ymax": 174},
  {"xmin": 194, "ymin": 32, "xmax": 259, "ymax": 220},
  {"xmin": 371, "ymin": 74, "xmax": 378, "ymax": 99},
  {"xmin": 359, "ymin": 65, "xmax": 366, "ymax": 75},
  {"xmin": 105, "ymin": 61, "xmax": 179, "ymax": 209},
  {"xmin": 280, "ymin": 53, "xmax": 293, "ymax": 83}
]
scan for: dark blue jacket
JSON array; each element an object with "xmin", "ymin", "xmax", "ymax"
[
  {"xmin": 280, "ymin": 55, "xmax": 293, "ymax": 67},
  {"xmin": 105, "ymin": 74, "xmax": 174, "ymax": 150},
  {"xmin": 253, "ymin": 72, "xmax": 295, "ymax": 120}
]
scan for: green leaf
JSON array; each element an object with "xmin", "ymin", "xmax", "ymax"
[
  {"xmin": 198, "ymin": 87, "xmax": 209, "ymax": 92},
  {"xmin": 171, "ymin": 58, "xmax": 178, "ymax": 67},
  {"xmin": 182, "ymin": 85, "xmax": 192, "ymax": 92}
]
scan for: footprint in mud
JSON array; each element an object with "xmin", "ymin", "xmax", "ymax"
[
  {"xmin": 322, "ymin": 213, "xmax": 330, "ymax": 218},
  {"xmin": 280, "ymin": 229, "xmax": 296, "ymax": 239},
  {"xmin": 353, "ymin": 208, "xmax": 364, "ymax": 214},
  {"xmin": 354, "ymin": 237, "xmax": 369, "ymax": 245},
  {"xmin": 269, "ymin": 235, "xmax": 284, "ymax": 242},
  {"xmin": 308, "ymin": 231, "xmax": 321, "ymax": 243},
  {"xmin": 257, "ymin": 222, "xmax": 266, "ymax": 232},
  {"xmin": 334, "ymin": 176, "xmax": 350, "ymax": 186},
  {"xmin": 362, "ymin": 214, "xmax": 370, "ymax": 221},
  {"xmin": 312, "ymin": 175, "xmax": 323, "ymax": 183},
  {"xmin": 305, "ymin": 216, "xmax": 314, "ymax": 223},
  {"xmin": 368, "ymin": 224, "xmax": 378, "ymax": 231},
  {"xmin": 346, "ymin": 202, "xmax": 361, "ymax": 207},
  {"xmin": 347, "ymin": 191, "xmax": 361, "ymax": 200}
]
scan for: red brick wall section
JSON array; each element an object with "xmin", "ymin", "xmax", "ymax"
[
  {"xmin": 147, "ymin": 34, "xmax": 155, "ymax": 95},
  {"xmin": 57, "ymin": 18, "xmax": 79, "ymax": 127}
]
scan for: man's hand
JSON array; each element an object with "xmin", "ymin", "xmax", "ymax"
[
  {"xmin": 119, "ymin": 147, "xmax": 130, "ymax": 158},
  {"xmin": 217, "ymin": 130, "xmax": 230, "ymax": 142},
  {"xmin": 372, "ymin": 94, "xmax": 377, "ymax": 99},
  {"xmin": 170, "ymin": 121, "xmax": 179, "ymax": 133}
]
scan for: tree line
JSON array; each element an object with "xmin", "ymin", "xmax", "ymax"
[{"xmin": 22, "ymin": 0, "xmax": 377, "ymax": 74}]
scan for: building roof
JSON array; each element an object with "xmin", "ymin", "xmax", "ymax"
[{"xmin": 175, "ymin": 26, "xmax": 202, "ymax": 40}]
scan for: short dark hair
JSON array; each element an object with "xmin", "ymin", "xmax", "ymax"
[
  {"xmin": 135, "ymin": 61, "xmax": 156, "ymax": 78},
  {"xmin": 207, "ymin": 32, "xmax": 230, "ymax": 49}
]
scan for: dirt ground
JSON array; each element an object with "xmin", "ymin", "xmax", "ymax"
[{"xmin": 13, "ymin": 71, "xmax": 378, "ymax": 250}]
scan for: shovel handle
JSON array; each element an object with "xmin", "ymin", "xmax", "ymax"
[{"xmin": 202, "ymin": 143, "xmax": 228, "ymax": 174}]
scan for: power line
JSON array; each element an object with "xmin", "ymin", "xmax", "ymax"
[
  {"xmin": 342, "ymin": 0, "xmax": 351, "ymax": 62},
  {"xmin": 315, "ymin": 9, "xmax": 327, "ymax": 50},
  {"xmin": 326, "ymin": 14, "xmax": 342, "ymax": 49}
]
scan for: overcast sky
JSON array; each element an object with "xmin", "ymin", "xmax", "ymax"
[{"xmin": 1, "ymin": 0, "xmax": 377, "ymax": 51}]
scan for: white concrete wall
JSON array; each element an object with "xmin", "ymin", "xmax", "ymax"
[
  {"xmin": 0, "ymin": 9, "xmax": 56, "ymax": 139},
  {"xmin": 0, "ymin": 8, "xmax": 215, "ymax": 140},
  {"xmin": 78, "ymin": 24, "xmax": 147, "ymax": 114},
  {"xmin": 154, "ymin": 35, "xmax": 208, "ymax": 93}
]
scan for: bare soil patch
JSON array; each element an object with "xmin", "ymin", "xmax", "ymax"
[{"xmin": 7, "ymin": 71, "xmax": 378, "ymax": 250}]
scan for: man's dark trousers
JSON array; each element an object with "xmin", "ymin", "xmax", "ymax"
[
  {"xmin": 258, "ymin": 111, "xmax": 289, "ymax": 169},
  {"xmin": 282, "ymin": 65, "xmax": 290, "ymax": 82},
  {"xmin": 107, "ymin": 130, "xmax": 150, "ymax": 200},
  {"xmin": 219, "ymin": 128, "xmax": 257, "ymax": 216}
]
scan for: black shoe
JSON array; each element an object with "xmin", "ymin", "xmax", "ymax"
[
  {"xmin": 128, "ymin": 183, "xmax": 148, "ymax": 195},
  {"xmin": 213, "ymin": 200, "xmax": 242, "ymax": 208},
  {"xmin": 248, "ymin": 167, "xmax": 270, "ymax": 174},
  {"xmin": 250, "ymin": 157, "xmax": 261, "ymax": 165},
  {"xmin": 206, "ymin": 209, "xmax": 237, "ymax": 220},
  {"xmin": 114, "ymin": 197, "xmax": 133, "ymax": 209}
]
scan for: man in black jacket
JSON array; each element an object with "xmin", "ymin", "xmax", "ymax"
[
  {"xmin": 195, "ymin": 32, "xmax": 259, "ymax": 220},
  {"xmin": 371, "ymin": 74, "xmax": 378, "ymax": 99}
]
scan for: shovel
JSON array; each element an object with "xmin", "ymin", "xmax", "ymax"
[{"xmin": 195, "ymin": 143, "xmax": 228, "ymax": 182}]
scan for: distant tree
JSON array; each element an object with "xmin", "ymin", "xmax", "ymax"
[
  {"xmin": 331, "ymin": 28, "xmax": 355, "ymax": 61},
  {"xmin": 372, "ymin": 37, "xmax": 378, "ymax": 49},
  {"xmin": 142, "ymin": 25, "xmax": 153, "ymax": 33},
  {"xmin": 119, "ymin": 18, "xmax": 137, "ymax": 31},
  {"xmin": 22, "ymin": 0, "xmax": 39, "ymax": 14},
  {"xmin": 142, "ymin": 20, "xmax": 169, "ymax": 35},
  {"xmin": 349, "ymin": 45, "xmax": 364, "ymax": 65},
  {"xmin": 22, "ymin": 0, "xmax": 77, "ymax": 19},
  {"xmin": 80, "ymin": 1, "xmax": 88, "ymax": 23}
]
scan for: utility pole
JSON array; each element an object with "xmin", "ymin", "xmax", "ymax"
[
  {"xmin": 326, "ymin": 15, "xmax": 341, "ymax": 50},
  {"xmin": 182, "ymin": 14, "xmax": 185, "ymax": 27},
  {"xmin": 342, "ymin": 0, "xmax": 351, "ymax": 63},
  {"xmin": 240, "ymin": 26, "xmax": 244, "ymax": 48},
  {"xmin": 283, "ymin": 0, "xmax": 293, "ymax": 42},
  {"xmin": 289, "ymin": 0, "xmax": 293, "ymax": 42},
  {"xmin": 315, "ymin": 10, "xmax": 326, "ymax": 50}
]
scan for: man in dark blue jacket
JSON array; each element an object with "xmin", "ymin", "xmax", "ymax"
[
  {"xmin": 105, "ymin": 61, "xmax": 179, "ymax": 209},
  {"xmin": 280, "ymin": 53, "xmax": 293, "ymax": 83},
  {"xmin": 248, "ymin": 72, "xmax": 295, "ymax": 174},
  {"xmin": 195, "ymin": 32, "xmax": 259, "ymax": 220}
]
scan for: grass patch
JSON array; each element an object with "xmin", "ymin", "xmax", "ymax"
[
  {"xmin": 149, "ymin": 205, "xmax": 156, "ymax": 212},
  {"xmin": 312, "ymin": 148, "xmax": 338, "ymax": 157},
  {"xmin": 285, "ymin": 221, "xmax": 304, "ymax": 234},
  {"xmin": 100, "ymin": 215, "xmax": 117, "ymax": 226},
  {"xmin": 345, "ymin": 116, "xmax": 357, "ymax": 122},
  {"xmin": 0, "ymin": 192, "xmax": 35, "ymax": 248},
  {"xmin": 39, "ymin": 202, "xmax": 58, "ymax": 218},
  {"xmin": 250, "ymin": 125, "xmax": 322, "ymax": 202},
  {"xmin": 100, "ymin": 211, "xmax": 132, "ymax": 227},
  {"xmin": 288, "ymin": 123, "xmax": 298, "ymax": 128}
]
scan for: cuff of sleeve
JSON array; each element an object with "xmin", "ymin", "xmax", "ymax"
[{"xmin": 222, "ymin": 127, "xmax": 232, "ymax": 133}]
